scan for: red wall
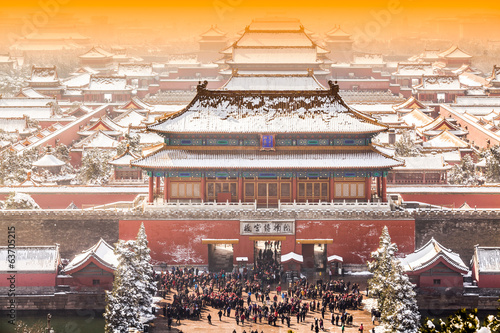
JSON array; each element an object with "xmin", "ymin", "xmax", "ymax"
[
  {"xmin": 477, "ymin": 274, "xmax": 500, "ymax": 289},
  {"xmin": 0, "ymin": 273, "xmax": 56, "ymax": 287},
  {"xmin": 395, "ymin": 192, "xmax": 500, "ymax": 209},
  {"xmin": 119, "ymin": 219, "xmax": 415, "ymax": 266},
  {"xmin": 0, "ymin": 191, "xmax": 143, "ymax": 209}
]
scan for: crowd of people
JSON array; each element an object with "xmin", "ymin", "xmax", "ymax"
[{"xmin": 154, "ymin": 263, "xmax": 374, "ymax": 332}]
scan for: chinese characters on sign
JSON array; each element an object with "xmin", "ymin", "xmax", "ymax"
[
  {"xmin": 240, "ymin": 220, "xmax": 295, "ymax": 235},
  {"xmin": 261, "ymin": 134, "xmax": 274, "ymax": 149}
]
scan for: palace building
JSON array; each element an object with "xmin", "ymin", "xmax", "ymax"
[
  {"xmin": 132, "ymin": 80, "xmax": 402, "ymax": 206},
  {"xmin": 121, "ymin": 79, "xmax": 413, "ymax": 272}
]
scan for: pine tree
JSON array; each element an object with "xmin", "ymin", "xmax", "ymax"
[
  {"xmin": 134, "ymin": 223, "xmax": 157, "ymax": 321},
  {"xmin": 384, "ymin": 261, "xmax": 420, "ymax": 333},
  {"xmin": 485, "ymin": 145, "xmax": 500, "ymax": 182},
  {"xmin": 449, "ymin": 155, "xmax": 483, "ymax": 185},
  {"xmin": 77, "ymin": 149, "xmax": 113, "ymax": 185},
  {"xmin": 104, "ymin": 240, "xmax": 142, "ymax": 333},
  {"xmin": 394, "ymin": 130, "xmax": 422, "ymax": 157},
  {"xmin": 368, "ymin": 226, "xmax": 398, "ymax": 314},
  {"xmin": 3, "ymin": 192, "xmax": 41, "ymax": 210},
  {"xmin": 116, "ymin": 134, "xmax": 141, "ymax": 156}
]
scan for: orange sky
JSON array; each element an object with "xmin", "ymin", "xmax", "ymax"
[{"xmin": 5, "ymin": 0, "xmax": 500, "ymax": 9}]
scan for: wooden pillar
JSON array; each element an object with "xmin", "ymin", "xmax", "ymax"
[
  {"xmin": 164, "ymin": 176, "xmax": 170, "ymax": 202},
  {"xmin": 200, "ymin": 176, "xmax": 206, "ymax": 202},
  {"xmin": 422, "ymin": 172, "xmax": 426, "ymax": 184},
  {"xmin": 392, "ymin": 171, "xmax": 396, "ymax": 184},
  {"xmin": 148, "ymin": 176, "xmax": 154, "ymax": 203},
  {"xmin": 365, "ymin": 177, "xmax": 371, "ymax": 201},
  {"xmin": 156, "ymin": 176, "xmax": 161, "ymax": 195},
  {"xmin": 329, "ymin": 177, "xmax": 335, "ymax": 201},
  {"xmin": 382, "ymin": 176, "xmax": 387, "ymax": 202},
  {"xmin": 238, "ymin": 176, "xmax": 243, "ymax": 202},
  {"xmin": 292, "ymin": 174, "xmax": 297, "ymax": 202},
  {"xmin": 376, "ymin": 176, "xmax": 381, "ymax": 198}
]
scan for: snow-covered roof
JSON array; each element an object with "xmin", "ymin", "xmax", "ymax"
[
  {"xmin": 455, "ymin": 96, "xmax": 500, "ymax": 106},
  {"xmin": 117, "ymin": 63, "xmax": 155, "ymax": 77},
  {"xmin": 393, "ymin": 155, "xmax": 451, "ymax": 171},
  {"xmin": 33, "ymin": 153, "xmax": 66, "ymax": 167},
  {"xmin": 131, "ymin": 148, "xmax": 403, "ymax": 170},
  {"xmin": 325, "ymin": 26, "xmax": 351, "ymax": 38},
  {"xmin": 416, "ymin": 75, "xmax": 465, "ymax": 91},
  {"xmin": 73, "ymin": 130, "xmax": 119, "ymax": 149},
  {"xmin": 400, "ymin": 238, "xmax": 468, "ymax": 273},
  {"xmin": 350, "ymin": 104, "xmax": 396, "ymax": 114},
  {"xmin": 352, "ymin": 54, "xmax": 385, "ymax": 65},
  {"xmin": 236, "ymin": 31, "xmax": 314, "ymax": 47},
  {"xmin": 79, "ymin": 46, "xmax": 113, "ymax": 59},
  {"xmin": 402, "ymin": 109, "xmax": 433, "ymax": 128},
  {"xmin": 474, "ymin": 246, "xmax": 500, "ymax": 273},
  {"xmin": 459, "ymin": 72, "xmax": 489, "ymax": 88},
  {"xmin": 0, "ymin": 117, "xmax": 28, "ymax": 133},
  {"xmin": 0, "ymin": 107, "xmax": 53, "ymax": 119},
  {"xmin": 29, "ymin": 66, "xmax": 59, "ymax": 83},
  {"xmin": 393, "ymin": 96, "xmax": 431, "ymax": 112},
  {"xmin": 281, "ymin": 252, "xmax": 303, "ymax": 263},
  {"xmin": 16, "ymin": 88, "xmax": 52, "ymax": 98},
  {"xmin": 86, "ymin": 75, "xmax": 131, "ymax": 91},
  {"xmin": 62, "ymin": 73, "xmax": 91, "ymax": 88},
  {"xmin": 200, "ymin": 25, "xmax": 226, "ymax": 37},
  {"xmin": 438, "ymin": 45, "xmax": 472, "ymax": 59},
  {"xmin": 327, "ymin": 255, "xmax": 343, "ymax": 262},
  {"xmin": 148, "ymin": 85, "xmax": 388, "ymax": 135},
  {"xmin": 113, "ymin": 110, "xmax": 146, "ymax": 128},
  {"xmin": 393, "ymin": 62, "xmax": 435, "ymax": 76},
  {"xmin": 109, "ymin": 147, "xmax": 140, "ymax": 166},
  {"xmin": 0, "ymin": 245, "xmax": 59, "ymax": 273},
  {"xmin": 422, "ymin": 130, "xmax": 469, "ymax": 149},
  {"xmin": 221, "ymin": 74, "xmax": 326, "ymax": 91},
  {"xmin": 231, "ymin": 47, "xmax": 319, "ymax": 64},
  {"xmin": 63, "ymin": 238, "xmax": 117, "ymax": 273},
  {"xmin": 117, "ymin": 97, "xmax": 153, "ymax": 111}
]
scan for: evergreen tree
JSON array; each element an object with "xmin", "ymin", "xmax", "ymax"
[
  {"xmin": 135, "ymin": 223, "xmax": 157, "ymax": 321},
  {"xmin": 384, "ymin": 261, "xmax": 420, "ymax": 333},
  {"xmin": 3, "ymin": 192, "xmax": 41, "ymax": 210},
  {"xmin": 104, "ymin": 240, "xmax": 142, "ymax": 333},
  {"xmin": 394, "ymin": 130, "xmax": 422, "ymax": 157},
  {"xmin": 369, "ymin": 226, "xmax": 420, "ymax": 332},
  {"xmin": 484, "ymin": 145, "xmax": 500, "ymax": 182},
  {"xmin": 116, "ymin": 134, "xmax": 141, "ymax": 156},
  {"xmin": 368, "ymin": 226, "xmax": 398, "ymax": 314},
  {"xmin": 77, "ymin": 149, "xmax": 113, "ymax": 185},
  {"xmin": 449, "ymin": 155, "xmax": 484, "ymax": 185}
]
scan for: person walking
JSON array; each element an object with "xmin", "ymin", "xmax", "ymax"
[
  {"xmin": 359, "ymin": 323, "xmax": 364, "ymax": 332},
  {"xmin": 218, "ymin": 309, "xmax": 223, "ymax": 321},
  {"xmin": 207, "ymin": 313, "xmax": 212, "ymax": 325}
]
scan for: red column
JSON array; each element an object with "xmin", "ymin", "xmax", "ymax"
[
  {"xmin": 164, "ymin": 177, "xmax": 169, "ymax": 202},
  {"xmin": 422, "ymin": 172, "xmax": 426, "ymax": 184},
  {"xmin": 200, "ymin": 176, "xmax": 206, "ymax": 202},
  {"xmin": 292, "ymin": 175, "xmax": 297, "ymax": 202},
  {"xmin": 376, "ymin": 176, "xmax": 381, "ymax": 198},
  {"xmin": 156, "ymin": 176, "xmax": 161, "ymax": 195},
  {"xmin": 238, "ymin": 176, "xmax": 243, "ymax": 202},
  {"xmin": 148, "ymin": 176, "xmax": 154, "ymax": 203},
  {"xmin": 329, "ymin": 177, "xmax": 335, "ymax": 201},
  {"xmin": 382, "ymin": 176, "xmax": 387, "ymax": 202},
  {"xmin": 365, "ymin": 177, "xmax": 371, "ymax": 201}
]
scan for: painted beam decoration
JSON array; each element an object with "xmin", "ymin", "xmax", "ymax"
[{"xmin": 240, "ymin": 220, "xmax": 295, "ymax": 235}]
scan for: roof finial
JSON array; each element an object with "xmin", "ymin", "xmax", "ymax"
[
  {"xmin": 196, "ymin": 80, "xmax": 208, "ymax": 93},
  {"xmin": 328, "ymin": 80, "xmax": 339, "ymax": 96}
]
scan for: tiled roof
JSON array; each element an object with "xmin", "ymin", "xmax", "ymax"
[
  {"xmin": 131, "ymin": 148, "xmax": 403, "ymax": 170},
  {"xmin": 401, "ymin": 238, "xmax": 468, "ymax": 273},
  {"xmin": 221, "ymin": 74, "xmax": 326, "ymax": 91},
  {"xmin": 63, "ymin": 238, "xmax": 117, "ymax": 273},
  {"xmin": 148, "ymin": 84, "xmax": 387, "ymax": 135}
]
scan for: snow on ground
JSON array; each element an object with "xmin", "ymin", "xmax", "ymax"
[
  {"xmin": 363, "ymin": 298, "xmax": 378, "ymax": 313},
  {"xmin": 346, "ymin": 271, "xmax": 373, "ymax": 276}
]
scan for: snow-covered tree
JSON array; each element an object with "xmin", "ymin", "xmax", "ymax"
[
  {"xmin": 77, "ymin": 149, "xmax": 113, "ymax": 185},
  {"xmin": 484, "ymin": 145, "xmax": 500, "ymax": 183},
  {"xmin": 0, "ymin": 148, "xmax": 41, "ymax": 185},
  {"xmin": 104, "ymin": 224, "xmax": 156, "ymax": 332},
  {"xmin": 135, "ymin": 223, "xmax": 157, "ymax": 321},
  {"xmin": 3, "ymin": 192, "xmax": 41, "ymax": 210},
  {"xmin": 384, "ymin": 261, "xmax": 420, "ymax": 333},
  {"xmin": 449, "ymin": 155, "xmax": 484, "ymax": 185},
  {"xmin": 116, "ymin": 134, "xmax": 141, "ymax": 156},
  {"xmin": 394, "ymin": 130, "xmax": 421, "ymax": 157},
  {"xmin": 368, "ymin": 226, "xmax": 398, "ymax": 313},
  {"xmin": 369, "ymin": 226, "xmax": 420, "ymax": 333}
]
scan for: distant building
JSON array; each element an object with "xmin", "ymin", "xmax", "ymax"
[
  {"xmin": 388, "ymin": 155, "xmax": 451, "ymax": 185},
  {"xmin": 401, "ymin": 238, "xmax": 468, "ymax": 293},
  {"xmin": 27, "ymin": 65, "xmax": 65, "ymax": 99},
  {"xmin": 79, "ymin": 47, "xmax": 114, "ymax": 72},
  {"xmin": 471, "ymin": 246, "xmax": 500, "ymax": 289},
  {"xmin": 198, "ymin": 25, "xmax": 228, "ymax": 63},
  {"xmin": 324, "ymin": 26, "xmax": 353, "ymax": 63}
]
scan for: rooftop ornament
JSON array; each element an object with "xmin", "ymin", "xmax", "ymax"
[
  {"xmin": 196, "ymin": 80, "xmax": 208, "ymax": 93},
  {"xmin": 328, "ymin": 80, "xmax": 340, "ymax": 96}
]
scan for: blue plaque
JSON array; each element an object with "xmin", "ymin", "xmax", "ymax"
[{"xmin": 261, "ymin": 134, "xmax": 274, "ymax": 149}]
